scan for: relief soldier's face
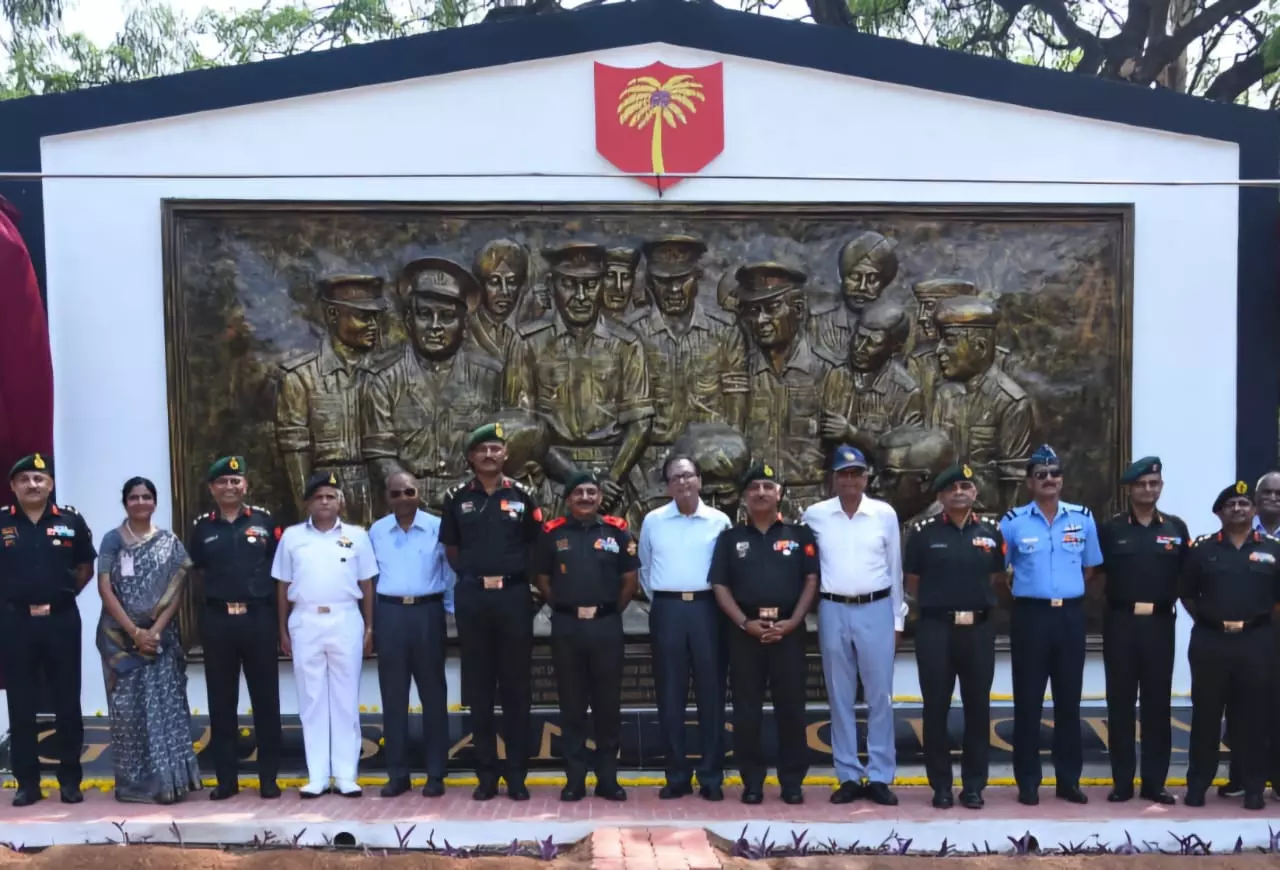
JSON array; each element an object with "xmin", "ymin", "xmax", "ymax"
[
  {"xmin": 939, "ymin": 480, "xmax": 978, "ymax": 512},
  {"xmin": 743, "ymin": 480, "xmax": 782, "ymax": 513},
  {"xmin": 650, "ymin": 273, "xmax": 697, "ymax": 317},
  {"xmin": 850, "ymin": 325, "xmax": 893, "ymax": 372},
  {"xmin": 936, "ymin": 328, "xmax": 992, "ymax": 380},
  {"xmin": 842, "ymin": 262, "xmax": 884, "ymax": 308},
  {"xmin": 209, "ymin": 474, "xmax": 247, "ymax": 508},
  {"xmin": 603, "ymin": 265, "xmax": 635, "ymax": 312},
  {"xmin": 1129, "ymin": 473, "xmax": 1163, "ymax": 509},
  {"xmin": 871, "ymin": 459, "xmax": 930, "ymax": 517},
  {"xmin": 916, "ymin": 299, "xmax": 940, "ymax": 341},
  {"xmin": 407, "ymin": 297, "xmax": 465, "ymax": 358},
  {"xmin": 568, "ymin": 483, "xmax": 602, "ymax": 516},
  {"xmin": 328, "ymin": 304, "xmax": 380, "ymax": 351},
  {"xmin": 9, "ymin": 471, "xmax": 52, "ymax": 507},
  {"xmin": 743, "ymin": 296, "xmax": 800, "ymax": 350},
  {"xmin": 481, "ymin": 264, "xmax": 523, "ymax": 319},
  {"xmin": 553, "ymin": 273, "xmax": 602, "ymax": 327}
]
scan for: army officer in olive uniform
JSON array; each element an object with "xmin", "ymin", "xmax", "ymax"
[
  {"xmin": 1, "ymin": 454, "xmax": 95, "ymax": 807},
  {"xmin": 710, "ymin": 463, "xmax": 818, "ymax": 806},
  {"xmin": 1096, "ymin": 456, "xmax": 1188, "ymax": 805},
  {"xmin": 1179, "ymin": 481, "xmax": 1280, "ymax": 811},
  {"xmin": 904, "ymin": 463, "xmax": 1005, "ymax": 810},
  {"xmin": 533, "ymin": 470, "xmax": 636, "ymax": 803}
]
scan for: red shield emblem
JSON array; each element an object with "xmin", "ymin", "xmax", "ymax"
[{"xmin": 594, "ymin": 61, "xmax": 725, "ymax": 190}]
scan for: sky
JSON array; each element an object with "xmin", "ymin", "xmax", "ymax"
[{"xmin": 63, "ymin": 0, "xmax": 247, "ymax": 43}]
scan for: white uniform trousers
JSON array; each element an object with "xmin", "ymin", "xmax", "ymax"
[{"xmin": 288, "ymin": 601, "xmax": 364, "ymax": 784}]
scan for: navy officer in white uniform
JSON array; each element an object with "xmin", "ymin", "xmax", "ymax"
[{"xmin": 272, "ymin": 471, "xmax": 377, "ymax": 798}]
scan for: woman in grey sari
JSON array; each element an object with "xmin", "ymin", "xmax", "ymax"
[{"xmin": 96, "ymin": 476, "xmax": 202, "ymax": 804}]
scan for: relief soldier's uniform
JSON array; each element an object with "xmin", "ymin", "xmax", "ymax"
[
  {"xmin": 1096, "ymin": 457, "xmax": 1188, "ymax": 802},
  {"xmin": 464, "ymin": 306, "xmax": 521, "ymax": 369},
  {"xmin": 439, "ymin": 424, "xmax": 543, "ymax": 798},
  {"xmin": 806, "ymin": 303, "xmax": 856, "ymax": 360},
  {"xmin": 0, "ymin": 455, "xmax": 94, "ymax": 805},
  {"xmin": 1180, "ymin": 483, "xmax": 1280, "ymax": 808},
  {"xmin": 533, "ymin": 501, "xmax": 637, "ymax": 798},
  {"xmin": 904, "ymin": 465, "xmax": 1004, "ymax": 807},
  {"xmin": 187, "ymin": 457, "xmax": 284, "ymax": 799},
  {"xmin": 820, "ymin": 358, "xmax": 925, "ymax": 453}
]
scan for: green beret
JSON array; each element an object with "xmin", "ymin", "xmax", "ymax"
[
  {"xmin": 933, "ymin": 463, "xmax": 976, "ymax": 494},
  {"xmin": 1213, "ymin": 480, "xmax": 1253, "ymax": 513},
  {"xmin": 304, "ymin": 471, "xmax": 342, "ymax": 501},
  {"xmin": 564, "ymin": 470, "xmax": 601, "ymax": 497},
  {"xmin": 1120, "ymin": 456, "xmax": 1161, "ymax": 485},
  {"xmin": 465, "ymin": 422, "xmax": 506, "ymax": 452},
  {"xmin": 207, "ymin": 455, "xmax": 246, "ymax": 481},
  {"xmin": 9, "ymin": 453, "xmax": 52, "ymax": 480},
  {"xmin": 739, "ymin": 461, "xmax": 781, "ymax": 492}
]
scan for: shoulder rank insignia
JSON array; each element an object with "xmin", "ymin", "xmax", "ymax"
[
  {"xmin": 543, "ymin": 516, "xmax": 568, "ymax": 533},
  {"xmin": 603, "ymin": 515, "xmax": 628, "ymax": 530}
]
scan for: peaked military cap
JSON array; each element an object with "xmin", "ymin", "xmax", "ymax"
[
  {"xmin": 465, "ymin": 422, "xmax": 506, "ymax": 452},
  {"xmin": 304, "ymin": 470, "xmax": 342, "ymax": 501},
  {"xmin": 739, "ymin": 461, "xmax": 781, "ymax": 492},
  {"xmin": 564, "ymin": 470, "xmax": 601, "ymax": 497},
  {"xmin": 1026, "ymin": 444, "xmax": 1060, "ymax": 471},
  {"xmin": 208, "ymin": 455, "xmax": 246, "ymax": 481},
  {"xmin": 641, "ymin": 235, "xmax": 707, "ymax": 278},
  {"xmin": 606, "ymin": 246, "xmax": 641, "ymax": 268},
  {"xmin": 933, "ymin": 463, "xmax": 976, "ymax": 494},
  {"xmin": 913, "ymin": 278, "xmax": 977, "ymax": 301},
  {"xmin": 543, "ymin": 242, "xmax": 607, "ymax": 278},
  {"xmin": 735, "ymin": 262, "xmax": 808, "ymax": 304},
  {"xmin": 935, "ymin": 295, "xmax": 999, "ymax": 330},
  {"xmin": 318, "ymin": 274, "xmax": 389, "ymax": 311},
  {"xmin": 399, "ymin": 257, "xmax": 479, "ymax": 304},
  {"xmin": 1213, "ymin": 480, "xmax": 1253, "ymax": 513},
  {"xmin": 9, "ymin": 452, "xmax": 52, "ymax": 480},
  {"xmin": 1120, "ymin": 456, "xmax": 1162, "ymax": 484}
]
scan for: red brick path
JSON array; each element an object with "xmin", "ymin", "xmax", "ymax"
[{"xmin": 591, "ymin": 827, "xmax": 724, "ymax": 870}]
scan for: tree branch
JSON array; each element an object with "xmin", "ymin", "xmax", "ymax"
[
  {"xmin": 805, "ymin": 0, "xmax": 858, "ymax": 28},
  {"xmin": 1204, "ymin": 50, "xmax": 1275, "ymax": 101}
]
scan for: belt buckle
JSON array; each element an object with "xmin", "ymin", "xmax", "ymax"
[
  {"xmin": 402, "ymin": 596, "xmax": 416, "ymax": 605},
  {"xmin": 1224, "ymin": 620, "xmax": 1245, "ymax": 633},
  {"xmin": 227, "ymin": 602, "xmax": 247, "ymax": 615},
  {"xmin": 954, "ymin": 610, "xmax": 974, "ymax": 626},
  {"xmin": 28, "ymin": 604, "xmax": 50, "ymax": 617},
  {"xmin": 759, "ymin": 607, "xmax": 779, "ymax": 621},
  {"xmin": 577, "ymin": 606, "xmax": 598, "ymax": 620},
  {"xmin": 1050, "ymin": 598, "xmax": 1063, "ymax": 608},
  {"xmin": 317, "ymin": 605, "xmax": 331, "ymax": 614},
  {"xmin": 1133, "ymin": 602, "xmax": 1154, "ymax": 616},
  {"xmin": 681, "ymin": 592, "xmax": 694, "ymax": 602},
  {"xmin": 483, "ymin": 576, "xmax": 504, "ymax": 590}
]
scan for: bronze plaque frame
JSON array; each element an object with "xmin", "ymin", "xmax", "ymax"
[{"xmin": 162, "ymin": 199, "xmax": 1133, "ymax": 657}]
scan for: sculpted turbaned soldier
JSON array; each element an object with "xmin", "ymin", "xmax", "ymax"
[
  {"xmin": 819, "ymin": 299, "xmax": 925, "ymax": 458},
  {"xmin": 361, "ymin": 257, "xmax": 503, "ymax": 511},
  {"xmin": 275, "ymin": 274, "xmax": 393, "ymax": 525},
  {"xmin": 626, "ymin": 235, "xmax": 748, "ymax": 511},
  {"xmin": 602, "ymin": 246, "xmax": 641, "ymax": 328},
  {"xmin": 738, "ymin": 262, "xmax": 838, "ymax": 518},
  {"xmin": 929, "ymin": 296, "xmax": 1031, "ymax": 515},
  {"xmin": 503, "ymin": 242, "xmax": 655, "ymax": 517},
  {"xmin": 465, "ymin": 240, "xmax": 529, "ymax": 366},
  {"xmin": 906, "ymin": 278, "xmax": 1008, "ymax": 420},
  {"xmin": 808, "ymin": 231, "xmax": 898, "ymax": 358}
]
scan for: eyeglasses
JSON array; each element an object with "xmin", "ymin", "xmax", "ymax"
[
  {"xmin": 388, "ymin": 487, "xmax": 418, "ymax": 498},
  {"xmin": 1033, "ymin": 468, "xmax": 1064, "ymax": 481},
  {"xmin": 668, "ymin": 472, "xmax": 700, "ymax": 483}
]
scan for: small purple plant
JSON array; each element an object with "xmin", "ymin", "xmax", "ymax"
[
  {"xmin": 1113, "ymin": 831, "xmax": 1142, "ymax": 855},
  {"xmin": 790, "ymin": 829, "xmax": 810, "ymax": 856},
  {"xmin": 936, "ymin": 837, "xmax": 955, "ymax": 857},
  {"xmin": 289, "ymin": 828, "xmax": 307, "ymax": 849},
  {"xmin": 394, "ymin": 824, "xmax": 415, "ymax": 852},
  {"xmin": 538, "ymin": 835, "xmax": 559, "ymax": 860}
]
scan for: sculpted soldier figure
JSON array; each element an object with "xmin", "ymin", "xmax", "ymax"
[
  {"xmin": 602, "ymin": 246, "xmax": 641, "ymax": 327},
  {"xmin": 820, "ymin": 299, "xmax": 925, "ymax": 458},
  {"xmin": 808, "ymin": 231, "xmax": 898, "ymax": 357},
  {"xmin": 930, "ymin": 296, "xmax": 1031, "ymax": 515},
  {"xmin": 465, "ymin": 240, "xmax": 529, "ymax": 365},
  {"xmin": 361, "ymin": 258, "xmax": 503, "ymax": 511},
  {"xmin": 907, "ymin": 279, "xmax": 1008, "ymax": 419},
  {"xmin": 738, "ymin": 262, "xmax": 837, "ymax": 517},
  {"xmin": 276, "ymin": 274, "xmax": 392, "ymax": 525},
  {"xmin": 627, "ymin": 235, "xmax": 748, "ymax": 510},
  {"xmin": 504, "ymin": 242, "xmax": 654, "ymax": 516},
  {"xmin": 870, "ymin": 426, "xmax": 956, "ymax": 527}
]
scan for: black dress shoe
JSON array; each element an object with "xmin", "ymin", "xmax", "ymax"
[
  {"xmin": 781, "ymin": 788, "xmax": 804, "ymax": 805},
  {"xmin": 932, "ymin": 790, "xmax": 954, "ymax": 809},
  {"xmin": 559, "ymin": 783, "xmax": 586, "ymax": 802},
  {"xmin": 507, "ymin": 782, "xmax": 530, "ymax": 801},
  {"xmin": 741, "ymin": 788, "xmax": 763, "ymax": 805},
  {"xmin": 380, "ymin": 778, "xmax": 411, "ymax": 798},
  {"xmin": 422, "ymin": 778, "xmax": 445, "ymax": 798},
  {"xmin": 1183, "ymin": 790, "xmax": 1206, "ymax": 807},
  {"xmin": 659, "ymin": 783, "xmax": 693, "ymax": 800},
  {"xmin": 1218, "ymin": 781, "xmax": 1244, "ymax": 798},
  {"xmin": 595, "ymin": 782, "xmax": 627, "ymax": 802},
  {"xmin": 1140, "ymin": 789, "xmax": 1176, "ymax": 805},
  {"xmin": 209, "ymin": 783, "xmax": 240, "ymax": 801},
  {"xmin": 699, "ymin": 784, "xmax": 724, "ymax": 802},
  {"xmin": 1244, "ymin": 792, "xmax": 1266, "ymax": 811},
  {"xmin": 472, "ymin": 780, "xmax": 498, "ymax": 801},
  {"xmin": 299, "ymin": 786, "xmax": 330, "ymax": 799},
  {"xmin": 866, "ymin": 781, "xmax": 899, "ymax": 806},
  {"xmin": 830, "ymin": 780, "xmax": 863, "ymax": 804},
  {"xmin": 1017, "ymin": 789, "xmax": 1040, "ymax": 806},
  {"xmin": 1056, "ymin": 784, "xmax": 1088, "ymax": 804},
  {"xmin": 12, "ymin": 788, "xmax": 42, "ymax": 808},
  {"xmin": 1107, "ymin": 787, "xmax": 1134, "ymax": 803},
  {"xmin": 959, "ymin": 790, "xmax": 984, "ymax": 809},
  {"xmin": 59, "ymin": 785, "xmax": 83, "ymax": 804},
  {"xmin": 259, "ymin": 781, "xmax": 281, "ymax": 799}
]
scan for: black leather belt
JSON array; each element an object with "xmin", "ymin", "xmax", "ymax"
[
  {"xmin": 1196, "ymin": 614, "xmax": 1271, "ymax": 633},
  {"xmin": 1014, "ymin": 595, "xmax": 1084, "ymax": 608},
  {"xmin": 6, "ymin": 599, "xmax": 75, "ymax": 616},
  {"xmin": 821, "ymin": 587, "xmax": 891, "ymax": 606},
  {"xmin": 743, "ymin": 605, "xmax": 793, "ymax": 620},
  {"xmin": 652, "ymin": 590, "xmax": 712, "ymax": 601},
  {"xmin": 376, "ymin": 593, "xmax": 444, "ymax": 605},
  {"xmin": 551, "ymin": 602, "xmax": 618, "ymax": 619},
  {"xmin": 468, "ymin": 574, "xmax": 525, "ymax": 590},
  {"xmin": 1107, "ymin": 599, "xmax": 1175, "ymax": 616},
  {"xmin": 920, "ymin": 607, "xmax": 990, "ymax": 624}
]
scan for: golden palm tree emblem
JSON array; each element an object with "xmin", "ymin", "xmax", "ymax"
[{"xmin": 616, "ymin": 73, "xmax": 706, "ymax": 176}]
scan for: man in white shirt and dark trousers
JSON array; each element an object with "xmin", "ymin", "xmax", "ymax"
[
  {"xmin": 272, "ymin": 472, "xmax": 377, "ymax": 798},
  {"xmin": 369, "ymin": 470, "xmax": 456, "ymax": 798},
  {"xmin": 803, "ymin": 444, "xmax": 905, "ymax": 806},
  {"xmin": 639, "ymin": 454, "xmax": 733, "ymax": 800}
]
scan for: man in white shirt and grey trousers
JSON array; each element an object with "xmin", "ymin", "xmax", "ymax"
[{"xmin": 802, "ymin": 444, "xmax": 905, "ymax": 806}]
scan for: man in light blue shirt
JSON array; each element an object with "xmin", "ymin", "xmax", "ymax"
[
  {"xmin": 369, "ymin": 471, "xmax": 456, "ymax": 799},
  {"xmin": 1000, "ymin": 445, "xmax": 1101, "ymax": 807},
  {"xmin": 638, "ymin": 454, "xmax": 732, "ymax": 801}
]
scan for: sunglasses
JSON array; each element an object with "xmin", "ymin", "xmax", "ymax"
[
  {"xmin": 1032, "ymin": 468, "xmax": 1064, "ymax": 481},
  {"xmin": 388, "ymin": 487, "xmax": 418, "ymax": 499}
]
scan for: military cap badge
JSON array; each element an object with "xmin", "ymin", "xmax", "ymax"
[
  {"xmin": 763, "ymin": 464, "xmax": 774, "ymax": 478},
  {"xmin": 1236, "ymin": 480, "xmax": 1248, "ymax": 495},
  {"xmin": 962, "ymin": 464, "xmax": 973, "ymax": 479},
  {"xmin": 495, "ymin": 422, "xmax": 504, "ymax": 439},
  {"xmin": 229, "ymin": 457, "xmax": 240, "ymax": 471},
  {"xmin": 329, "ymin": 473, "xmax": 338, "ymax": 486},
  {"xmin": 33, "ymin": 454, "xmax": 45, "ymax": 470}
]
